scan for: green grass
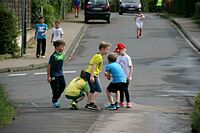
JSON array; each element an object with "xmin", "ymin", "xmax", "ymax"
[
  {"xmin": 192, "ymin": 94, "xmax": 200, "ymax": 133},
  {"xmin": 0, "ymin": 84, "xmax": 15, "ymax": 127}
]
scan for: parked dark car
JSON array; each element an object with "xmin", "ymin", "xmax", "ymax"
[
  {"xmin": 84, "ymin": 0, "xmax": 111, "ymax": 23},
  {"xmin": 118, "ymin": 0, "xmax": 141, "ymax": 15}
]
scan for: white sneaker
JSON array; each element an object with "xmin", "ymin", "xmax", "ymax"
[{"xmin": 41, "ymin": 55, "xmax": 45, "ymax": 58}]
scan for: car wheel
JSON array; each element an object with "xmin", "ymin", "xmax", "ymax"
[
  {"xmin": 119, "ymin": 10, "xmax": 123, "ymax": 15},
  {"xmin": 107, "ymin": 18, "xmax": 110, "ymax": 23}
]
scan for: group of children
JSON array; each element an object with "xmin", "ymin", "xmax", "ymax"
[{"xmin": 34, "ymin": 8, "xmax": 146, "ymax": 110}]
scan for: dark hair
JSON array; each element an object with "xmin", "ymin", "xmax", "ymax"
[
  {"xmin": 80, "ymin": 70, "xmax": 86, "ymax": 80},
  {"xmin": 55, "ymin": 20, "xmax": 60, "ymax": 24},
  {"xmin": 107, "ymin": 53, "xmax": 117, "ymax": 63},
  {"xmin": 99, "ymin": 41, "xmax": 111, "ymax": 50},
  {"xmin": 53, "ymin": 40, "xmax": 65, "ymax": 47},
  {"xmin": 39, "ymin": 16, "xmax": 44, "ymax": 20}
]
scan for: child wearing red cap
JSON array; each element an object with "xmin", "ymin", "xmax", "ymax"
[
  {"xmin": 114, "ymin": 43, "xmax": 133, "ymax": 108},
  {"xmin": 135, "ymin": 9, "xmax": 145, "ymax": 38}
]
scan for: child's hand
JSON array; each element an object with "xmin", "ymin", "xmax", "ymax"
[
  {"xmin": 90, "ymin": 76, "xmax": 95, "ymax": 83},
  {"xmin": 105, "ymin": 72, "xmax": 111, "ymax": 80},
  {"xmin": 47, "ymin": 77, "xmax": 51, "ymax": 83}
]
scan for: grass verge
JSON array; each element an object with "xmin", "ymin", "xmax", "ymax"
[
  {"xmin": 0, "ymin": 84, "xmax": 15, "ymax": 127},
  {"xmin": 192, "ymin": 94, "xmax": 200, "ymax": 133}
]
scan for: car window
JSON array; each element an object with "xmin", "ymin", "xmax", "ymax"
[
  {"xmin": 122, "ymin": 0, "xmax": 139, "ymax": 3},
  {"xmin": 89, "ymin": 0, "xmax": 107, "ymax": 4}
]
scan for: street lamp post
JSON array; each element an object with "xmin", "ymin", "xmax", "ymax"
[{"xmin": 21, "ymin": 0, "xmax": 27, "ymax": 57}]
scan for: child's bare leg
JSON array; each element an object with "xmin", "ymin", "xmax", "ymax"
[
  {"xmin": 136, "ymin": 28, "xmax": 139, "ymax": 38},
  {"xmin": 115, "ymin": 90, "xmax": 120, "ymax": 103},
  {"xmin": 139, "ymin": 28, "xmax": 142, "ymax": 36},
  {"xmin": 106, "ymin": 89, "xmax": 114, "ymax": 104}
]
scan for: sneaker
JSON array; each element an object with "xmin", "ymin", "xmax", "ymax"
[
  {"xmin": 126, "ymin": 102, "xmax": 132, "ymax": 108},
  {"xmin": 36, "ymin": 55, "xmax": 40, "ymax": 58},
  {"xmin": 53, "ymin": 102, "xmax": 61, "ymax": 108},
  {"xmin": 105, "ymin": 104, "xmax": 116, "ymax": 110},
  {"xmin": 119, "ymin": 102, "xmax": 126, "ymax": 107},
  {"xmin": 41, "ymin": 55, "xmax": 45, "ymax": 58},
  {"xmin": 70, "ymin": 101, "xmax": 78, "ymax": 110},
  {"xmin": 115, "ymin": 102, "xmax": 120, "ymax": 109},
  {"xmin": 86, "ymin": 103, "xmax": 100, "ymax": 110}
]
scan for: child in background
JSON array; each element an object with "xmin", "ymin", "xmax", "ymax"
[
  {"xmin": 51, "ymin": 21, "xmax": 64, "ymax": 46},
  {"xmin": 73, "ymin": 0, "xmax": 81, "ymax": 18},
  {"xmin": 34, "ymin": 16, "xmax": 48, "ymax": 58},
  {"xmin": 85, "ymin": 41, "xmax": 111, "ymax": 111},
  {"xmin": 47, "ymin": 40, "xmax": 66, "ymax": 108},
  {"xmin": 114, "ymin": 43, "xmax": 133, "ymax": 108},
  {"xmin": 65, "ymin": 70, "xmax": 90, "ymax": 110},
  {"xmin": 105, "ymin": 53, "xmax": 126, "ymax": 110},
  {"xmin": 135, "ymin": 9, "xmax": 145, "ymax": 38}
]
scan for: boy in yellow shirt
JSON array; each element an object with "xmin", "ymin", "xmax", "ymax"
[
  {"xmin": 65, "ymin": 70, "xmax": 90, "ymax": 110},
  {"xmin": 85, "ymin": 41, "xmax": 111, "ymax": 110}
]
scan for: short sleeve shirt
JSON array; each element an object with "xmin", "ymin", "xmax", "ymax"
[
  {"xmin": 116, "ymin": 53, "xmax": 133, "ymax": 78},
  {"xmin": 65, "ymin": 77, "xmax": 90, "ymax": 97},
  {"xmin": 36, "ymin": 23, "xmax": 48, "ymax": 39},
  {"xmin": 48, "ymin": 52, "xmax": 65, "ymax": 77},
  {"xmin": 106, "ymin": 62, "xmax": 126, "ymax": 83},
  {"xmin": 52, "ymin": 27, "xmax": 64, "ymax": 41},
  {"xmin": 85, "ymin": 53, "xmax": 103, "ymax": 76}
]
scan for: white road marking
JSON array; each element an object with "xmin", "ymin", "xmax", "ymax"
[
  {"xmin": 7, "ymin": 71, "xmax": 77, "ymax": 77},
  {"xmin": 8, "ymin": 73, "xmax": 27, "ymax": 77},
  {"xmin": 31, "ymin": 102, "xmax": 39, "ymax": 107}
]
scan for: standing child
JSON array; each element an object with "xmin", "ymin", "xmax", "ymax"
[
  {"xmin": 135, "ymin": 9, "xmax": 145, "ymax": 38},
  {"xmin": 105, "ymin": 53, "xmax": 126, "ymax": 110},
  {"xmin": 85, "ymin": 41, "xmax": 111, "ymax": 110},
  {"xmin": 65, "ymin": 70, "xmax": 90, "ymax": 110},
  {"xmin": 51, "ymin": 21, "xmax": 64, "ymax": 46},
  {"xmin": 114, "ymin": 43, "xmax": 133, "ymax": 108},
  {"xmin": 34, "ymin": 16, "xmax": 48, "ymax": 58},
  {"xmin": 73, "ymin": 0, "xmax": 81, "ymax": 18},
  {"xmin": 47, "ymin": 40, "xmax": 66, "ymax": 108}
]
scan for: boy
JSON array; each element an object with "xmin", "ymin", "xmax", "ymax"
[
  {"xmin": 105, "ymin": 53, "xmax": 126, "ymax": 110},
  {"xmin": 114, "ymin": 43, "xmax": 133, "ymax": 108},
  {"xmin": 47, "ymin": 40, "xmax": 66, "ymax": 108},
  {"xmin": 73, "ymin": 0, "xmax": 81, "ymax": 18},
  {"xmin": 65, "ymin": 70, "xmax": 90, "ymax": 110},
  {"xmin": 85, "ymin": 41, "xmax": 111, "ymax": 110},
  {"xmin": 34, "ymin": 17, "xmax": 48, "ymax": 58},
  {"xmin": 135, "ymin": 9, "xmax": 145, "ymax": 38},
  {"xmin": 51, "ymin": 21, "xmax": 64, "ymax": 46}
]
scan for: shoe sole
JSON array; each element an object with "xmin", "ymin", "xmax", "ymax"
[{"xmin": 85, "ymin": 107, "xmax": 101, "ymax": 111}]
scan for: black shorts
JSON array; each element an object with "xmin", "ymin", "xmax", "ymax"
[{"xmin": 107, "ymin": 82, "xmax": 126, "ymax": 93}]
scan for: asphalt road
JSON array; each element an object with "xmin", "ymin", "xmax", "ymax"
[{"xmin": 0, "ymin": 13, "xmax": 200, "ymax": 133}]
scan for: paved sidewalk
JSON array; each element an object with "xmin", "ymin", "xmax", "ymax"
[
  {"xmin": 169, "ymin": 17, "xmax": 200, "ymax": 52},
  {"xmin": 0, "ymin": 12, "xmax": 87, "ymax": 73}
]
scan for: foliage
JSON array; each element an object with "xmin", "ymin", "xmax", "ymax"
[
  {"xmin": 192, "ymin": 94, "xmax": 200, "ymax": 133},
  {"xmin": 0, "ymin": 84, "xmax": 15, "ymax": 127},
  {"xmin": 0, "ymin": 4, "xmax": 19, "ymax": 55},
  {"xmin": 194, "ymin": 2, "xmax": 200, "ymax": 19}
]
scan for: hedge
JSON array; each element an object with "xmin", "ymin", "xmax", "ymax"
[
  {"xmin": 192, "ymin": 94, "xmax": 200, "ymax": 133},
  {"xmin": 194, "ymin": 2, "xmax": 200, "ymax": 19}
]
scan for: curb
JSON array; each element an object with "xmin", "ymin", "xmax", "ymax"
[
  {"xmin": 0, "ymin": 24, "xmax": 88, "ymax": 73},
  {"xmin": 169, "ymin": 18, "xmax": 200, "ymax": 52}
]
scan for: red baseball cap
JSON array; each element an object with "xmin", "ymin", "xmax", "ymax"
[{"xmin": 114, "ymin": 43, "xmax": 126, "ymax": 52}]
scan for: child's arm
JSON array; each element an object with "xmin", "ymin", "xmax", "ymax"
[
  {"xmin": 47, "ymin": 64, "xmax": 51, "ymax": 83},
  {"xmin": 51, "ymin": 34, "xmax": 54, "ymax": 43},
  {"xmin": 34, "ymin": 25, "xmax": 38, "ymax": 39},
  {"xmin": 90, "ymin": 63, "xmax": 97, "ymax": 83},
  {"xmin": 127, "ymin": 65, "xmax": 133, "ymax": 81},
  {"xmin": 105, "ymin": 72, "xmax": 112, "ymax": 80}
]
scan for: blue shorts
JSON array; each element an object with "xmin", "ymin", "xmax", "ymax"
[{"xmin": 85, "ymin": 72, "xmax": 102, "ymax": 93}]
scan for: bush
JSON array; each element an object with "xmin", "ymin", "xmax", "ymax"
[
  {"xmin": 194, "ymin": 2, "xmax": 200, "ymax": 19},
  {"xmin": 0, "ymin": 4, "xmax": 19, "ymax": 55},
  {"xmin": 192, "ymin": 94, "xmax": 200, "ymax": 133}
]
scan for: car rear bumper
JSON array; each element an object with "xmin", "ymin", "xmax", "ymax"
[
  {"xmin": 120, "ymin": 7, "xmax": 140, "ymax": 13},
  {"xmin": 85, "ymin": 11, "xmax": 110, "ymax": 19}
]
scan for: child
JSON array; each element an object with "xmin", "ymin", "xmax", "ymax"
[
  {"xmin": 65, "ymin": 70, "xmax": 90, "ymax": 110},
  {"xmin": 114, "ymin": 43, "xmax": 133, "ymax": 108},
  {"xmin": 105, "ymin": 53, "xmax": 126, "ymax": 110},
  {"xmin": 85, "ymin": 41, "xmax": 111, "ymax": 110},
  {"xmin": 34, "ymin": 16, "xmax": 48, "ymax": 58},
  {"xmin": 47, "ymin": 40, "xmax": 66, "ymax": 108},
  {"xmin": 51, "ymin": 21, "xmax": 64, "ymax": 46},
  {"xmin": 135, "ymin": 9, "xmax": 145, "ymax": 38},
  {"xmin": 73, "ymin": 0, "xmax": 81, "ymax": 18}
]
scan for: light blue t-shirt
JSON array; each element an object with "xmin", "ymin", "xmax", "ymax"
[
  {"xmin": 36, "ymin": 23, "xmax": 48, "ymax": 39},
  {"xmin": 106, "ymin": 62, "xmax": 126, "ymax": 83}
]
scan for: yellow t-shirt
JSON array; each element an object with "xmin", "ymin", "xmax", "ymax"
[
  {"xmin": 65, "ymin": 77, "xmax": 90, "ymax": 97},
  {"xmin": 85, "ymin": 53, "xmax": 103, "ymax": 76}
]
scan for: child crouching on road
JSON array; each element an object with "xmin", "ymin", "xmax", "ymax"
[
  {"xmin": 105, "ymin": 53, "xmax": 126, "ymax": 110},
  {"xmin": 65, "ymin": 70, "xmax": 90, "ymax": 110},
  {"xmin": 47, "ymin": 40, "xmax": 66, "ymax": 108}
]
